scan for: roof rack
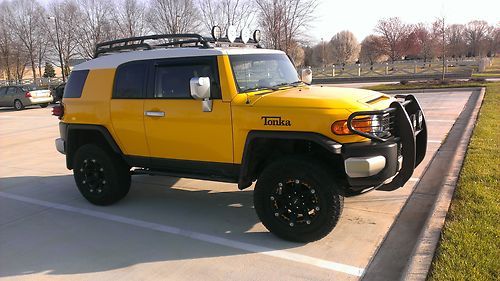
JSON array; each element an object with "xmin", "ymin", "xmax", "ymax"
[
  {"xmin": 94, "ymin": 33, "xmax": 211, "ymax": 58},
  {"xmin": 94, "ymin": 33, "xmax": 263, "ymax": 58}
]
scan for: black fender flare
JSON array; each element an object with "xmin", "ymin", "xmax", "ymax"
[
  {"xmin": 63, "ymin": 123, "xmax": 123, "ymax": 169},
  {"xmin": 238, "ymin": 131, "xmax": 342, "ymax": 189}
]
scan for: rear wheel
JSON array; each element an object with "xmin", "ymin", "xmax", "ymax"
[
  {"xmin": 13, "ymin": 99, "xmax": 24, "ymax": 110},
  {"xmin": 39, "ymin": 103, "xmax": 48, "ymax": 108},
  {"xmin": 254, "ymin": 156, "xmax": 344, "ymax": 242},
  {"xmin": 73, "ymin": 144, "xmax": 131, "ymax": 205}
]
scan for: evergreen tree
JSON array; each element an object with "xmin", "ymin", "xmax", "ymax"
[{"xmin": 43, "ymin": 62, "xmax": 56, "ymax": 78}]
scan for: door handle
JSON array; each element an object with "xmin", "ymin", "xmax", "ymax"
[{"xmin": 144, "ymin": 111, "xmax": 165, "ymax": 117}]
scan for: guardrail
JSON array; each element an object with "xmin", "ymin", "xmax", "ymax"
[
  {"xmin": 0, "ymin": 77, "xmax": 64, "ymax": 89},
  {"xmin": 309, "ymin": 58, "xmax": 490, "ymax": 80}
]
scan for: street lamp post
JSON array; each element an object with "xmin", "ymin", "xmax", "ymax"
[{"xmin": 48, "ymin": 16, "xmax": 65, "ymax": 83}]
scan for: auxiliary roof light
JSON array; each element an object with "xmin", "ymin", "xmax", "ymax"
[
  {"xmin": 211, "ymin": 25, "xmax": 222, "ymax": 41},
  {"xmin": 227, "ymin": 25, "xmax": 237, "ymax": 43},
  {"xmin": 240, "ymin": 28, "xmax": 250, "ymax": 44},
  {"xmin": 253, "ymin": 30, "xmax": 261, "ymax": 43}
]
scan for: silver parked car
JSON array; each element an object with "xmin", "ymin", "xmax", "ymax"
[{"xmin": 0, "ymin": 85, "xmax": 53, "ymax": 110}]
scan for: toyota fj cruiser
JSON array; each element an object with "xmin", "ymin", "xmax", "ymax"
[{"xmin": 53, "ymin": 28, "xmax": 427, "ymax": 242}]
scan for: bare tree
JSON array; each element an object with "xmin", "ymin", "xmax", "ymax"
[
  {"xmin": 113, "ymin": 0, "xmax": 148, "ymax": 37},
  {"xmin": 413, "ymin": 23, "xmax": 436, "ymax": 61},
  {"xmin": 359, "ymin": 35, "xmax": 386, "ymax": 64},
  {"xmin": 148, "ymin": 0, "xmax": 200, "ymax": 34},
  {"xmin": 47, "ymin": 0, "xmax": 82, "ymax": 80},
  {"xmin": 329, "ymin": 30, "xmax": 360, "ymax": 64},
  {"xmin": 7, "ymin": 0, "xmax": 46, "ymax": 83},
  {"xmin": 432, "ymin": 17, "xmax": 447, "ymax": 80},
  {"xmin": 375, "ymin": 17, "xmax": 412, "ymax": 61},
  {"xmin": 198, "ymin": 0, "xmax": 256, "ymax": 36},
  {"xmin": 447, "ymin": 24, "xmax": 467, "ymax": 58},
  {"xmin": 255, "ymin": 0, "xmax": 318, "ymax": 54},
  {"xmin": 76, "ymin": 0, "xmax": 115, "ymax": 59},
  {"xmin": 464, "ymin": 20, "xmax": 490, "ymax": 57}
]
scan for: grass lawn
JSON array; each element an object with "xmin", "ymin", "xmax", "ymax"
[
  {"xmin": 472, "ymin": 58, "xmax": 500, "ymax": 78},
  {"xmin": 365, "ymin": 82, "xmax": 499, "ymax": 280}
]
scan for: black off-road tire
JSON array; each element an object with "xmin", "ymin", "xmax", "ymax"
[
  {"xmin": 14, "ymin": 99, "xmax": 24, "ymax": 110},
  {"xmin": 39, "ymin": 103, "xmax": 49, "ymax": 108},
  {"xmin": 73, "ymin": 144, "xmax": 131, "ymax": 206},
  {"xmin": 254, "ymin": 156, "xmax": 344, "ymax": 242}
]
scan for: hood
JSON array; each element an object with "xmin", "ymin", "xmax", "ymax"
[{"xmin": 247, "ymin": 85, "xmax": 391, "ymax": 110}]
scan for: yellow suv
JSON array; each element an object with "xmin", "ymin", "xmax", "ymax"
[{"xmin": 53, "ymin": 31, "xmax": 427, "ymax": 242}]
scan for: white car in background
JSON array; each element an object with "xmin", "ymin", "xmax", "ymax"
[{"xmin": 0, "ymin": 85, "xmax": 53, "ymax": 110}]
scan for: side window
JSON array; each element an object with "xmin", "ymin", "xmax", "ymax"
[
  {"xmin": 7, "ymin": 87, "xmax": 17, "ymax": 95},
  {"xmin": 114, "ymin": 62, "xmax": 148, "ymax": 99},
  {"xmin": 154, "ymin": 60, "xmax": 221, "ymax": 99},
  {"xmin": 0, "ymin": 87, "xmax": 7, "ymax": 95},
  {"xmin": 64, "ymin": 70, "xmax": 89, "ymax": 98}
]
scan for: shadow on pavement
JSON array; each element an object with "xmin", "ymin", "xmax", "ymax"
[{"xmin": 0, "ymin": 174, "xmax": 301, "ymax": 277}]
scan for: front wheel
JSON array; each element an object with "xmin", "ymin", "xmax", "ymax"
[
  {"xmin": 254, "ymin": 157, "xmax": 344, "ymax": 242},
  {"xmin": 73, "ymin": 144, "xmax": 131, "ymax": 205}
]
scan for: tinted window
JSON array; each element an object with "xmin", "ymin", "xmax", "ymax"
[
  {"xmin": 7, "ymin": 87, "xmax": 17, "ymax": 95},
  {"xmin": 64, "ymin": 70, "xmax": 89, "ymax": 98},
  {"xmin": 154, "ymin": 63, "xmax": 219, "ymax": 99},
  {"xmin": 0, "ymin": 87, "xmax": 6, "ymax": 95},
  {"xmin": 114, "ymin": 62, "xmax": 148, "ymax": 98}
]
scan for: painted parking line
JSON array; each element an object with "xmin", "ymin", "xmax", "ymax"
[
  {"xmin": 426, "ymin": 119, "xmax": 455, "ymax": 123},
  {"xmin": 0, "ymin": 191, "xmax": 365, "ymax": 277},
  {"xmin": 428, "ymin": 140, "xmax": 442, "ymax": 144}
]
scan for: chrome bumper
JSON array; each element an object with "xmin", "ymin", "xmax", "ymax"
[{"xmin": 55, "ymin": 138, "xmax": 65, "ymax": 154}]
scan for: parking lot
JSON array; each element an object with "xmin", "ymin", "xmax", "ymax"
[{"xmin": 0, "ymin": 89, "xmax": 477, "ymax": 280}]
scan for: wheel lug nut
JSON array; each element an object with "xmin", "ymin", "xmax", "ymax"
[
  {"xmin": 278, "ymin": 182, "xmax": 283, "ymax": 187},
  {"xmin": 270, "ymin": 196, "xmax": 275, "ymax": 200},
  {"xmin": 295, "ymin": 180, "xmax": 299, "ymax": 184},
  {"xmin": 100, "ymin": 168, "xmax": 104, "ymax": 172},
  {"xmin": 315, "ymin": 206, "xmax": 320, "ymax": 211},
  {"xmin": 82, "ymin": 180, "xmax": 86, "ymax": 184},
  {"xmin": 289, "ymin": 222, "xmax": 294, "ymax": 227},
  {"xmin": 306, "ymin": 220, "xmax": 311, "ymax": 225},
  {"xmin": 98, "ymin": 189, "xmax": 102, "ymax": 193},
  {"xmin": 89, "ymin": 189, "xmax": 93, "ymax": 192},
  {"xmin": 274, "ymin": 213, "xmax": 279, "ymax": 217},
  {"xmin": 83, "ymin": 160, "xmax": 87, "ymax": 163},
  {"xmin": 92, "ymin": 159, "xmax": 96, "ymax": 163},
  {"xmin": 80, "ymin": 168, "xmax": 83, "ymax": 172},
  {"xmin": 311, "ymin": 189, "xmax": 316, "ymax": 194},
  {"xmin": 102, "ymin": 180, "xmax": 106, "ymax": 184}
]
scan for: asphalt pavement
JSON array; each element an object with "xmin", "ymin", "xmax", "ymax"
[{"xmin": 0, "ymin": 88, "xmax": 478, "ymax": 280}]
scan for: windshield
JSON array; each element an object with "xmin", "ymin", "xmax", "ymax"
[
  {"xmin": 229, "ymin": 54, "xmax": 300, "ymax": 93},
  {"xmin": 21, "ymin": 85, "xmax": 38, "ymax": 91}
]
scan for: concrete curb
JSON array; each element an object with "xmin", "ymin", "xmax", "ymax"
[
  {"xmin": 380, "ymin": 87, "xmax": 484, "ymax": 94},
  {"xmin": 360, "ymin": 88, "xmax": 485, "ymax": 281},
  {"xmin": 402, "ymin": 87, "xmax": 486, "ymax": 280}
]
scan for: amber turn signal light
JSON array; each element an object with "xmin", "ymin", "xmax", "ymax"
[{"xmin": 332, "ymin": 118, "xmax": 372, "ymax": 135}]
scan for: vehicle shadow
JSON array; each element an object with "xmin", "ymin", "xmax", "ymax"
[{"xmin": 0, "ymin": 174, "xmax": 302, "ymax": 277}]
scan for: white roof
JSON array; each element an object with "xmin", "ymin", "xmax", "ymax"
[{"xmin": 73, "ymin": 47, "xmax": 285, "ymax": 71}]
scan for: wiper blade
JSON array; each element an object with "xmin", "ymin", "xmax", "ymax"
[
  {"xmin": 271, "ymin": 81, "xmax": 303, "ymax": 89},
  {"xmin": 241, "ymin": 87, "xmax": 275, "ymax": 93}
]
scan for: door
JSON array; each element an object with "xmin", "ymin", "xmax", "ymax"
[
  {"xmin": 6, "ymin": 87, "xmax": 18, "ymax": 105},
  {"xmin": 109, "ymin": 61, "xmax": 149, "ymax": 157},
  {"xmin": 143, "ymin": 56, "xmax": 233, "ymax": 163},
  {"xmin": 0, "ymin": 87, "xmax": 7, "ymax": 106}
]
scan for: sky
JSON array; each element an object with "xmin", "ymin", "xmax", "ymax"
[
  {"xmin": 38, "ymin": 0, "xmax": 498, "ymax": 43},
  {"xmin": 311, "ymin": 0, "xmax": 499, "ymax": 43}
]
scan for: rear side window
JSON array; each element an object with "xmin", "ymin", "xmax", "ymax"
[
  {"xmin": 114, "ymin": 62, "xmax": 148, "ymax": 99},
  {"xmin": 154, "ymin": 64, "xmax": 218, "ymax": 99},
  {"xmin": 64, "ymin": 70, "xmax": 89, "ymax": 98}
]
